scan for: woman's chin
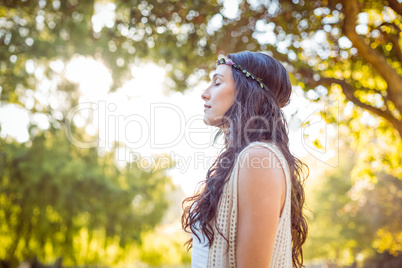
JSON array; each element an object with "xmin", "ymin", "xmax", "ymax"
[
  {"xmin": 203, "ymin": 118, "xmax": 222, "ymax": 129},
  {"xmin": 203, "ymin": 116, "xmax": 212, "ymax": 126},
  {"xmin": 204, "ymin": 117, "xmax": 222, "ymax": 128}
]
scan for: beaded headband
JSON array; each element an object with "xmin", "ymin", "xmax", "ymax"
[{"xmin": 216, "ymin": 58, "xmax": 265, "ymax": 89}]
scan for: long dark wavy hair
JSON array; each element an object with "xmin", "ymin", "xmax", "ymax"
[{"xmin": 181, "ymin": 51, "xmax": 309, "ymax": 267}]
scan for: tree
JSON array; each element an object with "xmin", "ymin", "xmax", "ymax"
[
  {"xmin": 2, "ymin": 0, "xmax": 401, "ymax": 136},
  {"xmin": 1, "ymin": 0, "xmax": 401, "ymax": 183},
  {"xmin": 0, "ymin": 128, "xmax": 175, "ymax": 267},
  {"xmin": 216, "ymin": 0, "xmax": 402, "ymax": 136},
  {"xmin": 304, "ymin": 137, "xmax": 402, "ymax": 266}
]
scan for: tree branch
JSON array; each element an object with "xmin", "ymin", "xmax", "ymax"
[
  {"xmin": 342, "ymin": 0, "xmax": 402, "ymax": 113},
  {"xmin": 389, "ymin": 34, "xmax": 402, "ymax": 62},
  {"xmin": 312, "ymin": 76, "xmax": 402, "ymax": 136},
  {"xmin": 387, "ymin": 0, "xmax": 402, "ymax": 17},
  {"xmin": 297, "ymin": 64, "xmax": 402, "ymax": 135}
]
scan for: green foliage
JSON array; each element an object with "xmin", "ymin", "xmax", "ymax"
[
  {"xmin": 0, "ymin": 128, "xmax": 174, "ymax": 267},
  {"xmin": 304, "ymin": 136, "xmax": 402, "ymax": 266},
  {"xmin": 305, "ymin": 151, "xmax": 371, "ymax": 266},
  {"xmin": 0, "ymin": 0, "xmax": 220, "ymax": 100},
  {"xmin": 2, "ymin": 0, "xmax": 402, "ymax": 135},
  {"xmin": 136, "ymin": 230, "xmax": 192, "ymax": 266}
]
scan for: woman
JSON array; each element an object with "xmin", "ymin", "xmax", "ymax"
[{"xmin": 181, "ymin": 51, "xmax": 309, "ymax": 268}]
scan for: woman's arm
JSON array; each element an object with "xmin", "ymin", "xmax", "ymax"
[{"xmin": 236, "ymin": 146, "xmax": 286, "ymax": 267}]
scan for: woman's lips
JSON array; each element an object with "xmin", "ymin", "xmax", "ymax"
[{"xmin": 204, "ymin": 104, "xmax": 211, "ymax": 111}]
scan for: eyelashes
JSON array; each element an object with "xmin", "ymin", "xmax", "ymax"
[
  {"xmin": 210, "ymin": 77, "xmax": 222, "ymax": 87},
  {"xmin": 213, "ymin": 79, "xmax": 222, "ymax": 87}
]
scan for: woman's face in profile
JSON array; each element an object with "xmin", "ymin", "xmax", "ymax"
[{"xmin": 201, "ymin": 64, "xmax": 236, "ymax": 127}]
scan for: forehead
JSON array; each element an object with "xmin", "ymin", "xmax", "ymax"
[{"xmin": 212, "ymin": 64, "xmax": 233, "ymax": 79}]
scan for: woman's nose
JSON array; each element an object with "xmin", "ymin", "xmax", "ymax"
[{"xmin": 201, "ymin": 89, "xmax": 210, "ymax": 101}]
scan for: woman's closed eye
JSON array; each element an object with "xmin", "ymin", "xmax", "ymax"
[{"xmin": 214, "ymin": 79, "xmax": 222, "ymax": 86}]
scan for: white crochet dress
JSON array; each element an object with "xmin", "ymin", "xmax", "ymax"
[{"xmin": 205, "ymin": 141, "xmax": 293, "ymax": 268}]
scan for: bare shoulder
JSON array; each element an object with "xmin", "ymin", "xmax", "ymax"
[
  {"xmin": 238, "ymin": 145, "xmax": 285, "ymax": 179},
  {"xmin": 237, "ymin": 145, "xmax": 286, "ymax": 216}
]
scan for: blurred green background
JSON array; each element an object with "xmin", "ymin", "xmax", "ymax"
[{"xmin": 1, "ymin": 0, "xmax": 402, "ymax": 267}]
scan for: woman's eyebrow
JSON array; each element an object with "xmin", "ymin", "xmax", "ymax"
[{"xmin": 212, "ymin": 73, "xmax": 223, "ymax": 79}]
